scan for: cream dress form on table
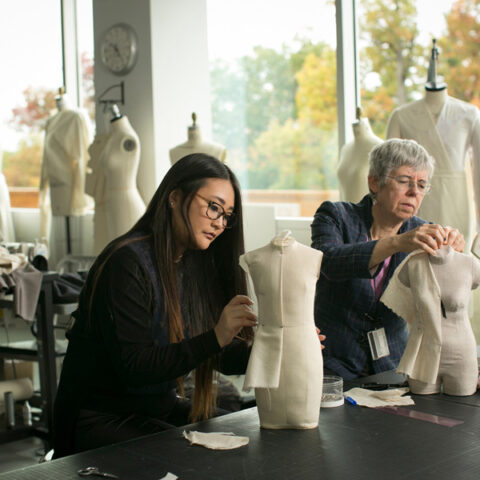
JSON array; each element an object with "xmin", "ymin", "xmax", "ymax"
[
  {"xmin": 169, "ymin": 118, "xmax": 227, "ymax": 165},
  {"xmin": 386, "ymin": 88, "xmax": 480, "ymax": 248},
  {"xmin": 381, "ymin": 245, "xmax": 480, "ymax": 396},
  {"xmin": 0, "ymin": 149, "xmax": 15, "ymax": 242},
  {"xmin": 85, "ymin": 133, "xmax": 109, "ymax": 255},
  {"xmin": 100, "ymin": 115, "xmax": 146, "ymax": 243},
  {"xmin": 39, "ymin": 95, "xmax": 94, "ymax": 239},
  {"xmin": 240, "ymin": 232, "xmax": 323, "ymax": 429},
  {"xmin": 337, "ymin": 117, "xmax": 383, "ymax": 202}
]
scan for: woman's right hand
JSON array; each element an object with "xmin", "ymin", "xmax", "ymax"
[
  {"xmin": 396, "ymin": 223, "xmax": 447, "ymax": 255},
  {"xmin": 214, "ymin": 295, "xmax": 257, "ymax": 348}
]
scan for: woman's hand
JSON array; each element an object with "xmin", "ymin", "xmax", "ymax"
[
  {"xmin": 442, "ymin": 226, "xmax": 465, "ymax": 252},
  {"xmin": 214, "ymin": 295, "xmax": 257, "ymax": 348},
  {"xmin": 396, "ymin": 223, "xmax": 447, "ymax": 255},
  {"xmin": 316, "ymin": 327, "xmax": 326, "ymax": 350}
]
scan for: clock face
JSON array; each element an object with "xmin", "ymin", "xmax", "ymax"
[{"xmin": 101, "ymin": 23, "xmax": 138, "ymax": 75}]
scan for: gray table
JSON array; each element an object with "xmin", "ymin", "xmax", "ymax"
[{"xmin": 2, "ymin": 372, "xmax": 480, "ymax": 480}]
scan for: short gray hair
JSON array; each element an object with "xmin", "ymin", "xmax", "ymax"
[{"xmin": 368, "ymin": 138, "xmax": 435, "ymax": 187}]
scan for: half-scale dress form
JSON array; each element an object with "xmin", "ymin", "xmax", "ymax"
[
  {"xmin": 240, "ymin": 233, "xmax": 323, "ymax": 428},
  {"xmin": 381, "ymin": 245, "xmax": 480, "ymax": 396}
]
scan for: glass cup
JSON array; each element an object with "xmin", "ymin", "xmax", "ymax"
[{"xmin": 321, "ymin": 375, "xmax": 344, "ymax": 408}]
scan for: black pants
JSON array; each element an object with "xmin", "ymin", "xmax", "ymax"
[{"xmin": 73, "ymin": 398, "xmax": 229, "ymax": 453}]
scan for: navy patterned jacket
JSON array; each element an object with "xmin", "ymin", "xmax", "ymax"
[{"xmin": 311, "ymin": 195, "xmax": 426, "ymax": 380}]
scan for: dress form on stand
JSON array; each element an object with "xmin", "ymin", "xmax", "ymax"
[
  {"xmin": 39, "ymin": 87, "xmax": 93, "ymax": 257},
  {"xmin": 169, "ymin": 113, "xmax": 227, "ymax": 165},
  {"xmin": 86, "ymin": 104, "xmax": 145, "ymax": 251},
  {"xmin": 385, "ymin": 40, "xmax": 480, "ymax": 249},
  {"xmin": 337, "ymin": 107, "xmax": 383, "ymax": 202}
]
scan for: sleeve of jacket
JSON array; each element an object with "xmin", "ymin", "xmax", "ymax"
[{"xmin": 311, "ymin": 200, "xmax": 379, "ymax": 282}]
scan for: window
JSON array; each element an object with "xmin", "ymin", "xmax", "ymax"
[
  {"xmin": 357, "ymin": 0, "xmax": 466, "ymax": 138},
  {"xmin": 0, "ymin": 0, "xmax": 94, "ymax": 208},
  {"xmin": 207, "ymin": 0, "xmax": 338, "ymax": 217}
]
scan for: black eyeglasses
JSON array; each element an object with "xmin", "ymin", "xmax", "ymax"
[
  {"xmin": 385, "ymin": 175, "xmax": 431, "ymax": 195},
  {"xmin": 196, "ymin": 194, "xmax": 236, "ymax": 229}
]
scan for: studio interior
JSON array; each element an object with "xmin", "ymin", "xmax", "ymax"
[{"xmin": 1, "ymin": 0, "xmax": 480, "ymax": 478}]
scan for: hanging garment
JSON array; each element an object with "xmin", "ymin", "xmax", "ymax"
[
  {"xmin": 387, "ymin": 97, "xmax": 480, "ymax": 247},
  {"xmin": 39, "ymin": 108, "xmax": 94, "ymax": 238},
  {"xmin": 381, "ymin": 246, "xmax": 480, "ymax": 395},
  {"xmin": 240, "ymin": 234, "xmax": 323, "ymax": 429}
]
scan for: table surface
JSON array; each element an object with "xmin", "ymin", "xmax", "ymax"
[{"xmin": 2, "ymin": 371, "xmax": 480, "ymax": 480}]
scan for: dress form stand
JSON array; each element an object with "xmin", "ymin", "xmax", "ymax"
[
  {"xmin": 381, "ymin": 245, "xmax": 480, "ymax": 396},
  {"xmin": 240, "ymin": 231, "xmax": 324, "ymax": 429},
  {"xmin": 86, "ymin": 104, "xmax": 145, "ymax": 250},
  {"xmin": 169, "ymin": 113, "xmax": 227, "ymax": 165},
  {"xmin": 39, "ymin": 87, "xmax": 93, "ymax": 260},
  {"xmin": 386, "ymin": 39, "xmax": 480, "ymax": 249},
  {"xmin": 337, "ymin": 107, "xmax": 382, "ymax": 203}
]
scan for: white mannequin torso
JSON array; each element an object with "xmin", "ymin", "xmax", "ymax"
[
  {"xmin": 337, "ymin": 118, "xmax": 383, "ymax": 202},
  {"xmin": 382, "ymin": 246, "xmax": 480, "ymax": 395},
  {"xmin": 169, "ymin": 126, "xmax": 227, "ymax": 165},
  {"xmin": 240, "ymin": 233, "xmax": 323, "ymax": 429}
]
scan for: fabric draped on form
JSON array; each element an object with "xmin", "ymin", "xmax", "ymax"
[
  {"xmin": 387, "ymin": 97, "xmax": 480, "ymax": 248},
  {"xmin": 381, "ymin": 245, "xmax": 480, "ymax": 395},
  {"xmin": 240, "ymin": 234, "xmax": 323, "ymax": 429}
]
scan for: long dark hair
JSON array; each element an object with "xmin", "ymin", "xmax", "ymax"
[{"xmin": 89, "ymin": 153, "xmax": 250, "ymax": 420}]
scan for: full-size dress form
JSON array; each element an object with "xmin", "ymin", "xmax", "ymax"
[
  {"xmin": 337, "ymin": 118, "xmax": 383, "ymax": 202},
  {"xmin": 39, "ymin": 96, "xmax": 93, "ymax": 238},
  {"xmin": 386, "ymin": 88, "xmax": 480, "ymax": 248},
  {"xmin": 169, "ymin": 115, "xmax": 227, "ymax": 165},
  {"xmin": 89, "ymin": 115, "xmax": 145, "ymax": 249},
  {"xmin": 85, "ymin": 133, "xmax": 109, "ymax": 255},
  {"xmin": 240, "ymin": 233, "xmax": 323, "ymax": 429},
  {"xmin": 381, "ymin": 245, "xmax": 480, "ymax": 396},
  {"xmin": 0, "ymin": 149, "xmax": 15, "ymax": 242}
]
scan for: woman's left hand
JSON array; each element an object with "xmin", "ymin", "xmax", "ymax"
[
  {"xmin": 316, "ymin": 327, "xmax": 326, "ymax": 350},
  {"xmin": 442, "ymin": 227, "xmax": 465, "ymax": 252}
]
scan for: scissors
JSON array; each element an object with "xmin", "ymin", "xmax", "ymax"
[{"xmin": 77, "ymin": 466, "xmax": 119, "ymax": 478}]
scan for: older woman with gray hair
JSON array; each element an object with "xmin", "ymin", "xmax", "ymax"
[{"xmin": 311, "ymin": 138, "xmax": 464, "ymax": 380}]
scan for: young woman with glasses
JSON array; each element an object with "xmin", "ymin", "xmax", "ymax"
[
  {"xmin": 311, "ymin": 138, "xmax": 465, "ymax": 380},
  {"xmin": 53, "ymin": 154, "xmax": 257, "ymax": 457}
]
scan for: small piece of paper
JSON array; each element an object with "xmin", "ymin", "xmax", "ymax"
[
  {"xmin": 183, "ymin": 430, "xmax": 249, "ymax": 450},
  {"xmin": 343, "ymin": 387, "xmax": 415, "ymax": 408}
]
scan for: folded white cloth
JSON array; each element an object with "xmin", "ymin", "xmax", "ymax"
[
  {"xmin": 158, "ymin": 473, "xmax": 177, "ymax": 480},
  {"xmin": 344, "ymin": 387, "xmax": 415, "ymax": 408},
  {"xmin": 182, "ymin": 430, "xmax": 249, "ymax": 450}
]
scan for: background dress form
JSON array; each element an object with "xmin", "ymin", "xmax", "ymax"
[
  {"xmin": 98, "ymin": 116, "xmax": 146, "ymax": 244},
  {"xmin": 337, "ymin": 118, "xmax": 383, "ymax": 202},
  {"xmin": 39, "ymin": 101, "xmax": 93, "ymax": 239},
  {"xmin": 85, "ymin": 133, "xmax": 109, "ymax": 255},
  {"xmin": 381, "ymin": 245, "xmax": 480, "ymax": 396},
  {"xmin": 386, "ymin": 89, "xmax": 480, "ymax": 248},
  {"xmin": 0, "ymin": 149, "xmax": 15, "ymax": 242},
  {"xmin": 169, "ymin": 124, "xmax": 227, "ymax": 165},
  {"xmin": 240, "ymin": 233, "xmax": 323, "ymax": 429}
]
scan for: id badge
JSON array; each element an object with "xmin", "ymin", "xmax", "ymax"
[{"xmin": 367, "ymin": 327, "xmax": 390, "ymax": 360}]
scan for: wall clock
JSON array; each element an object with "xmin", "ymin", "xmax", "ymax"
[{"xmin": 100, "ymin": 23, "xmax": 138, "ymax": 75}]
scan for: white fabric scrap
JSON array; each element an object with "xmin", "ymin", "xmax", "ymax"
[
  {"xmin": 344, "ymin": 387, "xmax": 415, "ymax": 408},
  {"xmin": 158, "ymin": 473, "xmax": 177, "ymax": 480},
  {"xmin": 182, "ymin": 430, "xmax": 249, "ymax": 450}
]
